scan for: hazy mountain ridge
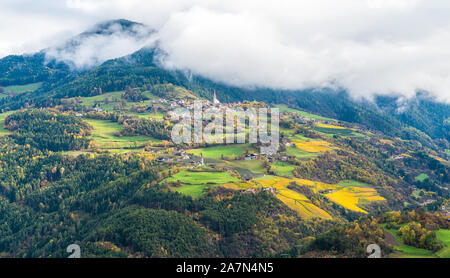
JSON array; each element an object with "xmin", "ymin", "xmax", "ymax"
[{"xmin": 0, "ymin": 20, "xmax": 448, "ymax": 146}]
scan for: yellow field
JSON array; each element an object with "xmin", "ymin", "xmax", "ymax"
[
  {"xmin": 291, "ymin": 139, "xmax": 334, "ymax": 153},
  {"xmin": 250, "ymin": 176, "xmax": 333, "ymax": 220},
  {"xmin": 276, "ymin": 194, "xmax": 332, "ymax": 220},
  {"xmin": 380, "ymin": 139, "xmax": 394, "ymax": 145},
  {"xmin": 431, "ymin": 155, "xmax": 447, "ymax": 163},
  {"xmin": 315, "ymin": 123, "xmax": 347, "ymax": 129},
  {"xmin": 325, "ymin": 187, "xmax": 385, "ymax": 214},
  {"xmin": 222, "ymin": 175, "xmax": 385, "ymax": 217},
  {"xmin": 291, "ymin": 178, "xmax": 341, "ymax": 193}
]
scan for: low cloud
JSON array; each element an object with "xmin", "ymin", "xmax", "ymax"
[
  {"xmin": 45, "ymin": 21, "xmax": 156, "ymax": 69},
  {"xmin": 2, "ymin": 0, "xmax": 450, "ymax": 102}
]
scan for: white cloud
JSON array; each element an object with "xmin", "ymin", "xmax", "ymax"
[
  {"xmin": 45, "ymin": 22, "xmax": 156, "ymax": 69},
  {"xmin": 1, "ymin": 0, "xmax": 450, "ymax": 102}
]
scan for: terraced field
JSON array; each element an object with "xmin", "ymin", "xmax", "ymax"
[
  {"xmin": 325, "ymin": 187, "xmax": 385, "ymax": 214},
  {"xmin": 275, "ymin": 104, "xmax": 337, "ymax": 122},
  {"xmin": 222, "ymin": 174, "xmax": 385, "ymax": 217},
  {"xmin": 313, "ymin": 123, "xmax": 369, "ymax": 138},
  {"xmin": 291, "ymin": 138, "xmax": 335, "ymax": 153},
  {"xmin": 285, "ymin": 146, "xmax": 319, "ymax": 160}
]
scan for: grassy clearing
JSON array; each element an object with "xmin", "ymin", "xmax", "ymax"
[
  {"xmin": 3, "ymin": 82, "xmax": 42, "ymax": 95},
  {"xmin": 411, "ymin": 189, "xmax": 424, "ymax": 199},
  {"xmin": 229, "ymin": 159, "xmax": 265, "ymax": 173},
  {"xmin": 285, "ymin": 146, "xmax": 319, "ymax": 160},
  {"xmin": 385, "ymin": 226, "xmax": 449, "ymax": 258},
  {"xmin": 271, "ymin": 161, "xmax": 295, "ymax": 177},
  {"xmin": 0, "ymin": 111, "xmax": 15, "ymax": 136},
  {"xmin": 384, "ymin": 226, "xmax": 437, "ymax": 258},
  {"xmin": 187, "ymin": 144, "xmax": 255, "ymax": 159},
  {"xmin": 129, "ymin": 112, "xmax": 165, "ymax": 120},
  {"xmin": 164, "ymin": 169, "xmax": 240, "ymax": 197},
  {"xmin": 414, "ymin": 173, "xmax": 429, "ymax": 182},
  {"xmin": 165, "ymin": 170, "xmax": 240, "ymax": 185},
  {"xmin": 74, "ymin": 91, "xmax": 158, "ymax": 112},
  {"xmin": 172, "ymin": 184, "xmax": 208, "ymax": 198},
  {"xmin": 314, "ymin": 126, "xmax": 355, "ymax": 137},
  {"xmin": 435, "ymin": 229, "xmax": 450, "ymax": 258},
  {"xmin": 338, "ymin": 180, "xmax": 373, "ymax": 188},
  {"xmin": 275, "ymin": 104, "xmax": 337, "ymax": 122},
  {"xmin": 78, "ymin": 91, "xmax": 123, "ymax": 109},
  {"xmin": 85, "ymin": 118, "xmax": 160, "ymax": 150}
]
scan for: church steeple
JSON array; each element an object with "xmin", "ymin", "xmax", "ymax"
[{"xmin": 213, "ymin": 89, "xmax": 220, "ymax": 104}]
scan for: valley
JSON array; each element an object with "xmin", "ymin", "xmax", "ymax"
[{"xmin": 0, "ymin": 18, "xmax": 448, "ymax": 258}]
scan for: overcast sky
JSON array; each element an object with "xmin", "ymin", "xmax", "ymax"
[{"xmin": 1, "ymin": 0, "xmax": 450, "ymax": 102}]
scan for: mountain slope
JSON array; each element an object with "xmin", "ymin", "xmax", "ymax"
[{"xmin": 0, "ymin": 20, "xmax": 448, "ymax": 147}]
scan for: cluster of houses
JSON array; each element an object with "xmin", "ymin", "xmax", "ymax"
[
  {"xmin": 442, "ymin": 205, "xmax": 450, "ymax": 221},
  {"xmin": 156, "ymin": 149, "xmax": 205, "ymax": 167},
  {"xmin": 242, "ymin": 186, "xmax": 277, "ymax": 195},
  {"xmin": 244, "ymin": 152, "xmax": 294, "ymax": 163}
]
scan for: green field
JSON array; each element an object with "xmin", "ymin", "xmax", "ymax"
[
  {"xmin": 188, "ymin": 144, "xmax": 255, "ymax": 159},
  {"xmin": 164, "ymin": 169, "xmax": 240, "ymax": 197},
  {"xmin": 415, "ymin": 173, "xmax": 429, "ymax": 182},
  {"xmin": 285, "ymin": 146, "xmax": 318, "ymax": 160},
  {"xmin": 271, "ymin": 161, "xmax": 295, "ymax": 177},
  {"xmin": 435, "ymin": 229, "xmax": 450, "ymax": 258},
  {"xmin": 173, "ymin": 184, "xmax": 209, "ymax": 198},
  {"xmin": 275, "ymin": 104, "xmax": 337, "ymax": 122},
  {"xmin": 3, "ymin": 82, "xmax": 42, "ymax": 95},
  {"xmin": 84, "ymin": 118, "xmax": 160, "ymax": 150},
  {"xmin": 165, "ymin": 169, "xmax": 239, "ymax": 185},
  {"xmin": 129, "ymin": 112, "xmax": 165, "ymax": 120},
  {"xmin": 0, "ymin": 111, "xmax": 14, "ymax": 136},
  {"xmin": 384, "ymin": 226, "xmax": 436, "ymax": 258},
  {"xmin": 77, "ymin": 91, "xmax": 124, "ymax": 111},
  {"xmin": 73, "ymin": 91, "xmax": 159, "ymax": 111},
  {"xmin": 384, "ymin": 225, "xmax": 450, "ymax": 258},
  {"xmin": 314, "ymin": 127, "xmax": 368, "ymax": 139},
  {"xmin": 338, "ymin": 180, "xmax": 373, "ymax": 188},
  {"xmin": 412, "ymin": 189, "xmax": 424, "ymax": 199},
  {"xmin": 229, "ymin": 159, "xmax": 265, "ymax": 173}
]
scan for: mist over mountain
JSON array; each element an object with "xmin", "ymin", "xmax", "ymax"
[
  {"xmin": 44, "ymin": 19, "xmax": 156, "ymax": 70},
  {"xmin": 2, "ymin": 1, "xmax": 450, "ymax": 104},
  {"xmin": 0, "ymin": 19, "xmax": 448, "ymax": 144}
]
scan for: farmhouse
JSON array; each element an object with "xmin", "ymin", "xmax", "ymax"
[
  {"xmin": 264, "ymin": 187, "xmax": 277, "ymax": 194},
  {"xmin": 244, "ymin": 154, "xmax": 259, "ymax": 160}
]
